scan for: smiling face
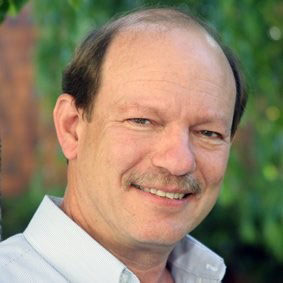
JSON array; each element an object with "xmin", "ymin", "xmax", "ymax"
[{"xmin": 68, "ymin": 26, "xmax": 236, "ymax": 249}]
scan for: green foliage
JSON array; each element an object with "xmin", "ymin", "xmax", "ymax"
[
  {"xmin": 0, "ymin": 0, "xmax": 9, "ymax": 22},
  {"xmin": 0, "ymin": 0, "xmax": 29, "ymax": 22},
  {"xmin": 2, "ymin": 172, "xmax": 63, "ymax": 240}
]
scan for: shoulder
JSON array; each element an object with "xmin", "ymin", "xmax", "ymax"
[
  {"xmin": 0, "ymin": 234, "xmax": 66, "ymax": 282},
  {"xmin": 0, "ymin": 234, "xmax": 34, "ymax": 268},
  {"xmin": 168, "ymin": 235, "xmax": 226, "ymax": 282}
]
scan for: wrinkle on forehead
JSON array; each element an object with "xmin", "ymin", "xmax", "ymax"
[
  {"xmin": 103, "ymin": 24, "xmax": 231, "ymax": 77},
  {"xmin": 100, "ymin": 23, "xmax": 236, "ymax": 110}
]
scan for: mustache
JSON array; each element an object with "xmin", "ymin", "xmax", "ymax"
[{"xmin": 126, "ymin": 171, "xmax": 202, "ymax": 194}]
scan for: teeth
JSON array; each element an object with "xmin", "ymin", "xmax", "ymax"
[
  {"xmin": 150, "ymin": 188, "xmax": 157, "ymax": 194},
  {"xmin": 155, "ymin": 190, "xmax": 165, "ymax": 197},
  {"xmin": 166, "ymin": 192, "xmax": 174, "ymax": 199},
  {"xmin": 135, "ymin": 184, "xmax": 185, "ymax": 200}
]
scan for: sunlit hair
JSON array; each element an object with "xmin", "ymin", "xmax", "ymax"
[{"xmin": 62, "ymin": 7, "xmax": 247, "ymax": 137}]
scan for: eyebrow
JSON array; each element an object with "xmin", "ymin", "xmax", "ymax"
[
  {"xmin": 116, "ymin": 102, "xmax": 163, "ymax": 116},
  {"xmin": 116, "ymin": 102, "xmax": 232, "ymax": 130},
  {"xmin": 195, "ymin": 115, "xmax": 230, "ymax": 126}
]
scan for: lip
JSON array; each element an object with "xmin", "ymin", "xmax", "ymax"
[
  {"xmin": 132, "ymin": 183, "xmax": 190, "ymax": 194},
  {"xmin": 130, "ymin": 184, "xmax": 194, "ymax": 208}
]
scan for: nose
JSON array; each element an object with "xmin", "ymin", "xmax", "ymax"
[{"xmin": 151, "ymin": 129, "xmax": 196, "ymax": 176}]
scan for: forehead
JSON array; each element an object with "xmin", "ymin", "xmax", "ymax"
[
  {"xmin": 103, "ymin": 25, "xmax": 234, "ymax": 86},
  {"xmin": 98, "ymin": 25, "xmax": 236, "ymax": 118}
]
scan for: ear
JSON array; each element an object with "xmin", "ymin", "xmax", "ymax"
[{"xmin": 53, "ymin": 94, "xmax": 81, "ymax": 160}]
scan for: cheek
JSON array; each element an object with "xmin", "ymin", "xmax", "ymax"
[
  {"xmin": 103, "ymin": 129, "xmax": 152, "ymax": 173},
  {"xmin": 196, "ymin": 147, "xmax": 230, "ymax": 186}
]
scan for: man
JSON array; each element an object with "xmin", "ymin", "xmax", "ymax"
[{"xmin": 0, "ymin": 7, "xmax": 246, "ymax": 283}]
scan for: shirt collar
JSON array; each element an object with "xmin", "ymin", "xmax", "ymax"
[
  {"xmin": 168, "ymin": 235, "xmax": 226, "ymax": 281},
  {"xmin": 23, "ymin": 195, "xmax": 139, "ymax": 283},
  {"xmin": 24, "ymin": 195, "xmax": 225, "ymax": 282}
]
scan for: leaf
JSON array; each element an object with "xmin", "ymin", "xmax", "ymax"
[
  {"xmin": 0, "ymin": 0, "xmax": 9, "ymax": 23},
  {"xmin": 8, "ymin": 0, "xmax": 29, "ymax": 12},
  {"xmin": 68, "ymin": 0, "xmax": 81, "ymax": 10}
]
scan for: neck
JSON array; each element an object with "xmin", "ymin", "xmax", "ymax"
[
  {"xmin": 61, "ymin": 180, "xmax": 175, "ymax": 283},
  {"xmin": 107, "ymin": 243, "xmax": 174, "ymax": 283}
]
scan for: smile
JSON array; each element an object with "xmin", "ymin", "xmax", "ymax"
[{"xmin": 131, "ymin": 183, "xmax": 189, "ymax": 200}]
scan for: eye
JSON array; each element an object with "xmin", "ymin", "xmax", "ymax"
[
  {"xmin": 127, "ymin": 118, "xmax": 152, "ymax": 126},
  {"xmin": 199, "ymin": 130, "xmax": 223, "ymax": 139}
]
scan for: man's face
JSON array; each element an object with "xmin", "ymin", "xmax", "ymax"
[{"xmin": 74, "ymin": 27, "xmax": 236, "ymax": 248}]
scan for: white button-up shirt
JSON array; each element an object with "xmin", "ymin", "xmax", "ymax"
[{"xmin": 0, "ymin": 196, "xmax": 226, "ymax": 282}]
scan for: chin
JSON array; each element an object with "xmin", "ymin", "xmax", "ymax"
[{"xmin": 129, "ymin": 226, "xmax": 189, "ymax": 248}]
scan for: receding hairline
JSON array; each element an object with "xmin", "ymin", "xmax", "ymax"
[
  {"xmin": 101, "ymin": 20, "xmax": 233, "ymax": 85},
  {"xmin": 97, "ymin": 8, "xmax": 232, "ymax": 99},
  {"xmin": 76, "ymin": 7, "xmax": 212, "ymax": 118},
  {"xmin": 107, "ymin": 7, "xmax": 202, "ymax": 28},
  {"xmin": 98, "ymin": 8, "xmax": 228, "ymax": 84},
  {"xmin": 62, "ymin": 7, "xmax": 246, "ymax": 137},
  {"xmin": 102, "ymin": 7, "xmax": 214, "ymax": 43}
]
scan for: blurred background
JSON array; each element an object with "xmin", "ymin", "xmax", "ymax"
[{"xmin": 0, "ymin": 0, "xmax": 282, "ymax": 282}]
